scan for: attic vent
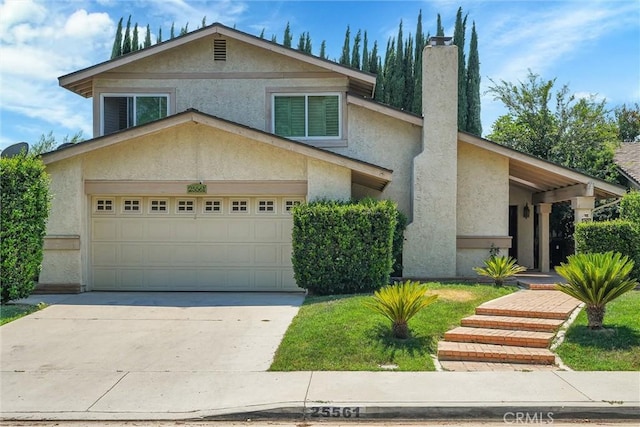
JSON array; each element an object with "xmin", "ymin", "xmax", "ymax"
[{"xmin": 213, "ymin": 39, "xmax": 227, "ymax": 61}]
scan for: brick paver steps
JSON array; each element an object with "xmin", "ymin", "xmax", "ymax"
[
  {"xmin": 437, "ymin": 341, "xmax": 556, "ymax": 365},
  {"xmin": 444, "ymin": 326, "xmax": 554, "ymax": 348},
  {"xmin": 475, "ymin": 290, "xmax": 580, "ymax": 320},
  {"xmin": 529, "ymin": 283, "xmax": 560, "ymax": 290},
  {"xmin": 461, "ymin": 314, "xmax": 564, "ymax": 332},
  {"xmin": 436, "ymin": 288, "xmax": 583, "ymax": 371}
]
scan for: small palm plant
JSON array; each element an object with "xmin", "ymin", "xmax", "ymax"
[
  {"xmin": 367, "ymin": 280, "xmax": 437, "ymax": 339},
  {"xmin": 555, "ymin": 252, "xmax": 638, "ymax": 329},
  {"xmin": 473, "ymin": 255, "xmax": 527, "ymax": 286}
]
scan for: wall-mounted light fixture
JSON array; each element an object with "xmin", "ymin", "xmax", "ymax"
[{"xmin": 523, "ymin": 203, "xmax": 530, "ymax": 219}]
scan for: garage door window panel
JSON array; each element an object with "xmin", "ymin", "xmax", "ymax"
[
  {"xmin": 94, "ymin": 198, "xmax": 115, "ymax": 214},
  {"xmin": 230, "ymin": 199, "xmax": 249, "ymax": 214},
  {"xmin": 176, "ymin": 199, "xmax": 195, "ymax": 213},
  {"xmin": 122, "ymin": 198, "xmax": 142, "ymax": 213},
  {"xmin": 257, "ymin": 199, "xmax": 276, "ymax": 214},
  {"xmin": 284, "ymin": 199, "xmax": 303, "ymax": 212},
  {"xmin": 149, "ymin": 199, "xmax": 169, "ymax": 213},
  {"xmin": 203, "ymin": 199, "xmax": 223, "ymax": 214}
]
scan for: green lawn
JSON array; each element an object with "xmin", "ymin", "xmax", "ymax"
[
  {"xmin": 270, "ymin": 283, "xmax": 515, "ymax": 371},
  {"xmin": 556, "ymin": 290, "xmax": 640, "ymax": 371},
  {"xmin": 0, "ymin": 303, "xmax": 46, "ymax": 326}
]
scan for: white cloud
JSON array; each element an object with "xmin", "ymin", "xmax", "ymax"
[
  {"xmin": 0, "ymin": 0, "xmax": 47, "ymax": 39},
  {"xmin": 64, "ymin": 9, "xmax": 112, "ymax": 37}
]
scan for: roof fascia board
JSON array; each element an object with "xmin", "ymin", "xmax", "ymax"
[
  {"xmin": 347, "ymin": 94, "xmax": 423, "ymax": 126},
  {"xmin": 458, "ymin": 132, "xmax": 626, "ymax": 197},
  {"xmin": 532, "ymin": 183, "xmax": 594, "ymax": 204}
]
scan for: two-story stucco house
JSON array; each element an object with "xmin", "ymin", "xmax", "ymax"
[{"xmin": 38, "ymin": 23, "xmax": 626, "ymax": 293}]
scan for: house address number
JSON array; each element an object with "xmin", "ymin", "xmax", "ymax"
[{"xmin": 308, "ymin": 406, "xmax": 362, "ymax": 418}]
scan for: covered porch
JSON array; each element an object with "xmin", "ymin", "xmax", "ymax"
[{"xmin": 459, "ymin": 132, "xmax": 627, "ymax": 273}]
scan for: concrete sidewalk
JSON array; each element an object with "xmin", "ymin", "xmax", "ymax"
[{"xmin": 2, "ymin": 370, "xmax": 639, "ymax": 421}]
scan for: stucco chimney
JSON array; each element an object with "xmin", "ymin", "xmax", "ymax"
[{"xmin": 403, "ymin": 38, "xmax": 458, "ymax": 278}]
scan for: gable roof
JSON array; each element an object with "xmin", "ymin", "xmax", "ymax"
[
  {"xmin": 614, "ymin": 143, "xmax": 640, "ymax": 189},
  {"xmin": 59, "ymin": 23, "xmax": 376, "ymax": 99},
  {"xmin": 458, "ymin": 131, "xmax": 627, "ymax": 201},
  {"xmin": 41, "ymin": 109, "xmax": 392, "ymax": 191}
]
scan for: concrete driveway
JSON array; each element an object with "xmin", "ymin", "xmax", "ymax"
[{"xmin": 1, "ymin": 292, "xmax": 304, "ymax": 373}]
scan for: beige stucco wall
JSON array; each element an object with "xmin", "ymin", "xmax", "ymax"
[
  {"xmin": 93, "ymin": 37, "xmax": 348, "ymax": 136},
  {"xmin": 456, "ymin": 142, "xmax": 510, "ymax": 276},
  {"xmin": 82, "ymin": 123, "xmax": 307, "ymax": 182},
  {"xmin": 307, "ymin": 159, "xmax": 351, "ymax": 201},
  {"xmin": 509, "ymin": 185, "xmax": 535, "ymax": 269},
  {"xmin": 332, "ymin": 103, "xmax": 421, "ymax": 216},
  {"xmin": 40, "ymin": 158, "xmax": 84, "ymax": 286}
]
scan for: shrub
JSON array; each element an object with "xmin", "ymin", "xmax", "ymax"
[
  {"xmin": 291, "ymin": 199, "xmax": 397, "ymax": 295},
  {"xmin": 473, "ymin": 255, "xmax": 527, "ymax": 286},
  {"xmin": 555, "ymin": 252, "xmax": 638, "ymax": 329},
  {"xmin": 1, "ymin": 154, "xmax": 50, "ymax": 303},
  {"xmin": 574, "ymin": 220, "xmax": 640, "ymax": 280},
  {"xmin": 366, "ymin": 280, "xmax": 438, "ymax": 339},
  {"xmin": 619, "ymin": 191, "xmax": 640, "ymax": 224}
]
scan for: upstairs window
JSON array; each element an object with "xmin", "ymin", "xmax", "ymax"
[
  {"xmin": 101, "ymin": 94, "xmax": 169, "ymax": 135},
  {"xmin": 273, "ymin": 94, "xmax": 341, "ymax": 139}
]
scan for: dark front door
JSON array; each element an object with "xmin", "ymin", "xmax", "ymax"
[{"xmin": 508, "ymin": 205, "xmax": 518, "ymax": 260}]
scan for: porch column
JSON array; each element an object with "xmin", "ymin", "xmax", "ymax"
[
  {"xmin": 571, "ymin": 196, "xmax": 595, "ymax": 225},
  {"xmin": 537, "ymin": 203, "xmax": 552, "ymax": 273}
]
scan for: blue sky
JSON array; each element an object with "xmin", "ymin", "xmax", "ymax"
[{"xmin": 1, "ymin": 0, "xmax": 639, "ymax": 151}]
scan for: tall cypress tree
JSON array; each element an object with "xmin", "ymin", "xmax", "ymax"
[
  {"xmin": 271, "ymin": 34, "xmax": 277, "ymax": 43},
  {"xmin": 283, "ymin": 22, "xmax": 292, "ymax": 47},
  {"xmin": 110, "ymin": 17, "xmax": 123, "ymax": 59},
  {"xmin": 297, "ymin": 33, "xmax": 305, "ymax": 51},
  {"xmin": 362, "ymin": 31, "xmax": 369, "ymax": 72},
  {"xmin": 436, "ymin": 14, "xmax": 444, "ymax": 36},
  {"xmin": 157, "ymin": 27, "xmax": 162, "ymax": 43},
  {"xmin": 465, "ymin": 21, "xmax": 482, "ymax": 136},
  {"xmin": 411, "ymin": 10, "xmax": 424, "ymax": 114},
  {"xmin": 403, "ymin": 34, "xmax": 414, "ymax": 111},
  {"xmin": 259, "ymin": 28, "xmax": 265, "ymax": 39},
  {"xmin": 453, "ymin": 7, "xmax": 468, "ymax": 130},
  {"xmin": 132, "ymin": 23, "xmax": 139, "ymax": 51},
  {"xmin": 144, "ymin": 24, "xmax": 151, "ymax": 48},
  {"xmin": 339, "ymin": 26, "xmax": 350, "ymax": 65},
  {"xmin": 170, "ymin": 22, "xmax": 175, "ymax": 39},
  {"xmin": 389, "ymin": 21, "xmax": 405, "ymax": 108},
  {"xmin": 382, "ymin": 37, "xmax": 395, "ymax": 105},
  {"xmin": 304, "ymin": 32, "xmax": 312, "ymax": 54},
  {"xmin": 351, "ymin": 29, "xmax": 361, "ymax": 69},
  {"xmin": 319, "ymin": 40, "xmax": 326, "ymax": 59},
  {"xmin": 122, "ymin": 15, "xmax": 132, "ymax": 54}
]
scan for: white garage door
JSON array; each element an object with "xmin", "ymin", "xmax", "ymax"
[{"xmin": 90, "ymin": 196, "xmax": 303, "ymax": 291}]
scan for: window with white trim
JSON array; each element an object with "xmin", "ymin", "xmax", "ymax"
[
  {"xmin": 230, "ymin": 199, "xmax": 249, "ymax": 213},
  {"xmin": 122, "ymin": 199, "xmax": 141, "ymax": 213},
  {"xmin": 176, "ymin": 199, "xmax": 195, "ymax": 213},
  {"xmin": 101, "ymin": 94, "xmax": 169, "ymax": 135},
  {"xmin": 203, "ymin": 199, "xmax": 222, "ymax": 213},
  {"xmin": 284, "ymin": 199, "xmax": 303, "ymax": 212},
  {"xmin": 95, "ymin": 198, "xmax": 114, "ymax": 213},
  {"xmin": 149, "ymin": 199, "xmax": 168, "ymax": 213},
  {"xmin": 273, "ymin": 93, "xmax": 341, "ymax": 139},
  {"xmin": 257, "ymin": 199, "xmax": 275, "ymax": 213}
]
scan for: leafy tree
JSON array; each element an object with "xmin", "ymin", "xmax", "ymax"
[
  {"xmin": 179, "ymin": 23, "xmax": 189, "ymax": 36},
  {"xmin": 297, "ymin": 33, "xmax": 305, "ymax": 51},
  {"xmin": 110, "ymin": 17, "xmax": 123, "ymax": 59},
  {"xmin": 403, "ymin": 33, "xmax": 414, "ymax": 110},
  {"xmin": 157, "ymin": 27, "xmax": 162, "ymax": 43},
  {"xmin": 487, "ymin": 71, "xmax": 619, "ymax": 181},
  {"xmin": 465, "ymin": 22, "xmax": 482, "ymax": 136},
  {"xmin": 122, "ymin": 15, "xmax": 132, "ymax": 54},
  {"xmin": 201, "ymin": 16, "xmax": 206, "ymax": 28},
  {"xmin": 453, "ymin": 7, "xmax": 468, "ymax": 130},
  {"xmin": 411, "ymin": 10, "xmax": 425, "ymax": 114},
  {"xmin": 319, "ymin": 40, "xmax": 326, "ymax": 59},
  {"xmin": 283, "ymin": 22, "xmax": 292, "ymax": 47},
  {"xmin": 271, "ymin": 34, "xmax": 277, "ymax": 43},
  {"xmin": 304, "ymin": 32, "xmax": 312, "ymax": 54},
  {"xmin": 170, "ymin": 22, "xmax": 175, "ymax": 39},
  {"xmin": 31, "ymin": 131, "xmax": 84, "ymax": 156},
  {"xmin": 259, "ymin": 28, "xmax": 265, "ymax": 39},
  {"xmin": 615, "ymin": 103, "xmax": 640, "ymax": 142},
  {"xmin": 339, "ymin": 26, "xmax": 350, "ymax": 65}
]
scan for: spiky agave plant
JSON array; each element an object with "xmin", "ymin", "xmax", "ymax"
[
  {"xmin": 473, "ymin": 255, "xmax": 527, "ymax": 286},
  {"xmin": 555, "ymin": 252, "xmax": 638, "ymax": 329},
  {"xmin": 367, "ymin": 280, "xmax": 438, "ymax": 339}
]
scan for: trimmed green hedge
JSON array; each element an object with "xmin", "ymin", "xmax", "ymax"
[
  {"xmin": 1, "ymin": 154, "xmax": 50, "ymax": 303},
  {"xmin": 574, "ymin": 220, "xmax": 640, "ymax": 280},
  {"xmin": 291, "ymin": 199, "xmax": 399, "ymax": 295}
]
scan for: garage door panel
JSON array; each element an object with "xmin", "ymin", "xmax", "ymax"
[{"xmin": 91, "ymin": 196, "xmax": 301, "ymax": 291}]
